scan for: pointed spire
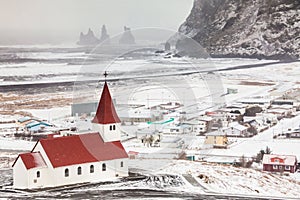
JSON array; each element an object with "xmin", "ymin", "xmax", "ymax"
[{"xmin": 92, "ymin": 82, "xmax": 121, "ymax": 124}]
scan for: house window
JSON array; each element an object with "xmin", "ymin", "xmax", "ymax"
[
  {"xmin": 274, "ymin": 159, "xmax": 279, "ymax": 162},
  {"xmin": 65, "ymin": 168, "xmax": 69, "ymax": 177},
  {"xmin": 279, "ymin": 166, "xmax": 283, "ymax": 170},
  {"xmin": 273, "ymin": 165, "xmax": 278, "ymax": 169},
  {"xmin": 102, "ymin": 163, "xmax": 106, "ymax": 171},
  {"xmin": 90, "ymin": 165, "xmax": 94, "ymax": 173},
  {"xmin": 110, "ymin": 125, "xmax": 112, "ymax": 131},
  {"xmin": 285, "ymin": 165, "xmax": 290, "ymax": 170},
  {"xmin": 37, "ymin": 171, "xmax": 40, "ymax": 178},
  {"xmin": 113, "ymin": 125, "xmax": 116, "ymax": 130},
  {"xmin": 121, "ymin": 161, "xmax": 124, "ymax": 168},
  {"xmin": 77, "ymin": 166, "xmax": 82, "ymax": 175}
]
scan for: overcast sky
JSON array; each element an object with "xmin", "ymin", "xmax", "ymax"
[{"xmin": 0, "ymin": 0, "xmax": 194, "ymax": 44}]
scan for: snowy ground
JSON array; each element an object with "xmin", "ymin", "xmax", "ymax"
[{"xmin": 1, "ymin": 46, "xmax": 300, "ymax": 198}]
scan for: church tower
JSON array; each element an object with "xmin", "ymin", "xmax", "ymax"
[{"xmin": 92, "ymin": 80, "xmax": 121, "ymax": 142}]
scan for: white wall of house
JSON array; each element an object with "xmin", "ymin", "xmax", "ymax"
[{"xmin": 92, "ymin": 123, "xmax": 121, "ymax": 142}]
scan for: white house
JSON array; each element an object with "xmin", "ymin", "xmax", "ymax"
[
  {"xmin": 13, "ymin": 81, "xmax": 129, "ymax": 189},
  {"xmin": 222, "ymin": 122, "xmax": 249, "ymax": 137}
]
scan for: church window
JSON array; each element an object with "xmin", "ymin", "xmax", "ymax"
[
  {"xmin": 65, "ymin": 168, "xmax": 69, "ymax": 177},
  {"xmin": 77, "ymin": 166, "xmax": 82, "ymax": 175},
  {"xmin": 90, "ymin": 165, "xmax": 94, "ymax": 173},
  {"xmin": 37, "ymin": 171, "xmax": 40, "ymax": 178},
  {"xmin": 121, "ymin": 161, "xmax": 124, "ymax": 167},
  {"xmin": 102, "ymin": 163, "xmax": 106, "ymax": 171}
]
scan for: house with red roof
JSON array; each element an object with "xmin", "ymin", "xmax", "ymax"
[
  {"xmin": 13, "ymin": 81, "xmax": 128, "ymax": 189},
  {"xmin": 262, "ymin": 154, "xmax": 297, "ymax": 173}
]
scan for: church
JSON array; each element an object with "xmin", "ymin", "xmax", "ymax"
[{"xmin": 12, "ymin": 81, "xmax": 129, "ymax": 189}]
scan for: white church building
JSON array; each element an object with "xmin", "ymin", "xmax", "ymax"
[{"xmin": 12, "ymin": 81, "xmax": 129, "ymax": 189}]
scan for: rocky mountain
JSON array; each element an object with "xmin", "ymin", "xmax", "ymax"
[{"xmin": 176, "ymin": 0, "xmax": 300, "ymax": 60}]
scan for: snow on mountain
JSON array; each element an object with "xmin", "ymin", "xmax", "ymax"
[{"xmin": 176, "ymin": 0, "xmax": 300, "ymax": 60}]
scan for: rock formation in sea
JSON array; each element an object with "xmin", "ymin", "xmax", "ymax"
[
  {"xmin": 119, "ymin": 26, "xmax": 135, "ymax": 45},
  {"xmin": 77, "ymin": 28, "xmax": 100, "ymax": 46}
]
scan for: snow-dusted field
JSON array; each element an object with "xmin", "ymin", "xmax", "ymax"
[{"xmin": 1, "ymin": 45, "xmax": 300, "ymax": 199}]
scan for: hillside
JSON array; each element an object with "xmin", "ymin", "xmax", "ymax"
[{"xmin": 176, "ymin": 0, "xmax": 300, "ymax": 60}]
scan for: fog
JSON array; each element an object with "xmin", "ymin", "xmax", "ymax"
[{"xmin": 0, "ymin": 0, "xmax": 193, "ymax": 45}]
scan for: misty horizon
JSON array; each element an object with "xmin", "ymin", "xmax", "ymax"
[{"xmin": 0, "ymin": 0, "xmax": 193, "ymax": 45}]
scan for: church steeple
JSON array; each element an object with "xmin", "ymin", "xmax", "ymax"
[
  {"xmin": 92, "ymin": 81, "xmax": 120, "ymax": 124},
  {"xmin": 92, "ymin": 73, "xmax": 121, "ymax": 142}
]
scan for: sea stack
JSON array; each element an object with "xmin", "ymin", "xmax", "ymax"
[{"xmin": 119, "ymin": 26, "xmax": 135, "ymax": 45}]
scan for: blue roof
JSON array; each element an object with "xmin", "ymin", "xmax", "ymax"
[
  {"xmin": 26, "ymin": 121, "xmax": 51, "ymax": 129},
  {"xmin": 28, "ymin": 124, "xmax": 48, "ymax": 131},
  {"xmin": 18, "ymin": 116, "xmax": 32, "ymax": 123}
]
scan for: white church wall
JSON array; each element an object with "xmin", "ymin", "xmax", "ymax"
[
  {"xmin": 27, "ymin": 167, "xmax": 51, "ymax": 189},
  {"xmin": 13, "ymin": 159, "xmax": 29, "ymax": 189}
]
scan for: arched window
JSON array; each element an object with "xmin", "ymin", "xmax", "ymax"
[
  {"xmin": 37, "ymin": 171, "xmax": 40, "ymax": 178},
  {"xmin": 90, "ymin": 165, "xmax": 94, "ymax": 173},
  {"xmin": 77, "ymin": 166, "xmax": 82, "ymax": 175},
  {"xmin": 102, "ymin": 163, "xmax": 106, "ymax": 171},
  {"xmin": 120, "ymin": 161, "xmax": 123, "ymax": 168},
  {"xmin": 109, "ymin": 125, "xmax": 112, "ymax": 131},
  {"xmin": 65, "ymin": 168, "xmax": 69, "ymax": 177},
  {"xmin": 113, "ymin": 125, "xmax": 116, "ymax": 130}
]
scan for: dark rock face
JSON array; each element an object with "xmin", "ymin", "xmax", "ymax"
[
  {"xmin": 177, "ymin": 0, "xmax": 300, "ymax": 60},
  {"xmin": 119, "ymin": 26, "xmax": 135, "ymax": 44},
  {"xmin": 77, "ymin": 28, "xmax": 100, "ymax": 46}
]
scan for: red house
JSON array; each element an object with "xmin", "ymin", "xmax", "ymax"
[{"xmin": 262, "ymin": 154, "xmax": 297, "ymax": 173}]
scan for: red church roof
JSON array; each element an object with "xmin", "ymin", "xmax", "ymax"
[
  {"xmin": 92, "ymin": 82, "xmax": 121, "ymax": 124},
  {"xmin": 36, "ymin": 133, "xmax": 128, "ymax": 168},
  {"xmin": 17, "ymin": 152, "xmax": 47, "ymax": 169}
]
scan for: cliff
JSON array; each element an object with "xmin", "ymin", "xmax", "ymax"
[{"xmin": 176, "ymin": 0, "xmax": 300, "ymax": 60}]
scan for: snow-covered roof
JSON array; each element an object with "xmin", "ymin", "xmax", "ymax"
[
  {"xmin": 206, "ymin": 131, "xmax": 226, "ymax": 136},
  {"xmin": 228, "ymin": 122, "xmax": 248, "ymax": 131},
  {"xmin": 262, "ymin": 154, "xmax": 297, "ymax": 166},
  {"xmin": 198, "ymin": 116, "xmax": 213, "ymax": 122},
  {"xmin": 232, "ymin": 124, "xmax": 247, "ymax": 131},
  {"xmin": 17, "ymin": 116, "xmax": 32, "ymax": 123}
]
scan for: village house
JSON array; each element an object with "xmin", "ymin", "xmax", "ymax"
[
  {"xmin": 161, "ymin": 124, "xmax": 192, "ymax": 135},
  {"xmin": 262, "ymin": 154, "xmax": 298, "ymax": 173},
  {"xmin": 222, "ymin": 122, "xmax": 250, "ymax": 137},
  {"xmin": 117, "ymin": 108, "xmax": 162, "ymax": 124},
  {"xmin": 237, "ymin": 97, "xmax": 271, "ymax": 108},
  {"xmin": 195, "ymin": 116, "xmax": 213, "ymax": 134},
  {"xmin": 13, "ymin": 81, "xmax": 129, "ymax": 189},
  {"xmin": 204, "ymin": 131, "xmax": 228, "ymax": 148},
  {"xmin": 206, "ymin": 110, "xmax": 229, "ymax": 130}
]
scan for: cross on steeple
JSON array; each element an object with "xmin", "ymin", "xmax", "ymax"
[{"xmin": 103, "ymin": 71, "xmax": 108, "ymax": 80}]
